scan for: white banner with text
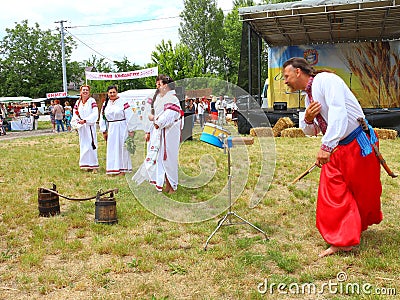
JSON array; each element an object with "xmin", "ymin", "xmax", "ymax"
[{"xmin": 85, "ymin": 66, "xmax": 158, "ymax": 81}]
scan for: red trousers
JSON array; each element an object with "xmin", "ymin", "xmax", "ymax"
[{"xmin": 316, "ymin": 138, "xmax": 383, "ymax": 247}]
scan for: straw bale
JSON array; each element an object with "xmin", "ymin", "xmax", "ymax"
[
  {"xmin": 281, "ymin": 128, "xmax": 306, "ymax": 138},
  {"xmin": 250, "ymin": 127, "xmax": 273, "ymax": 137},
  {"xmin": 272, "ymin": 117, "xmax": 295, "ymax": 137},
  {"xmin": 374, "ymin": 128, "xmax": 398, "ymax": 140}
]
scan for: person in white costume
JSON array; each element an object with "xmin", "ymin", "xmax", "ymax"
[
  {"xmin": 72, "ymin": 85, "xmax": 99, "ymax": 172},
  {"xmin": 133, "ymin": 75, "xmax": 184, "ymax": 193},
  {"xmin": 99, "ymin": 85, "xmax": 137, "ymax": 175}
]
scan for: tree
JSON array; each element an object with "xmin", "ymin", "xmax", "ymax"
[
  {"xmin": 234, "ymin": 0, "xmax": 256, "ymax": 6},
  {"xmin": 222, "ymin": 1, "xmax": 257, "ymax": 84},
  {"xmin": 150, "ymin": 40, "xmax": 204, "ymax": 82},
  {"xmin": 0, "ymin": 20, "xmax": 76, "ymax": 98},
  {"xmin": 179, "ymin": 0, "xmax": 224, "ymax": 75},
  {"xmin": 81, "ymin": 55, "xmax": 114, "ymax": 94},
  {"xmin": 113, "ymin": 57, "xmax": 148, "ymax": 92}
]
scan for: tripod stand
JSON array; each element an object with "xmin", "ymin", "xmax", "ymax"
[{"xmin": 204, "ymin": 141, "xmax": 268, "ymax": 250}]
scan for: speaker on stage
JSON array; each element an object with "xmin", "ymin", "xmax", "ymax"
[
  {"xmin": 175, "ymin": 86, "xmax": 185, "ymax": 101},
  {"xmin": 237, "ymin": 110, "xmax": 271, "ymax": 134},
  {"xmin": 273, "ymin": 102, "xmax": 287, "ymax": 111},
  {"xmin": 237, "ymin": 112, "xmax": 251, "ymax": 134}
]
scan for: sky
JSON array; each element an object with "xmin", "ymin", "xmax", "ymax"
[{"xmin": 1, "ymin": 0, "xmax": 235, "ymax": 67}]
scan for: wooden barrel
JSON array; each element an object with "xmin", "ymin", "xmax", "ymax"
[
  {"xmin": 38, "ymin": 187, "xmax": 60, "ymax": 217},
  {"xmin": 95, "ymin": 195, "xmax": 117, "ymax": 224}
]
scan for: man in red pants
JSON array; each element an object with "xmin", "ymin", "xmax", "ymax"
[{"xmin": 283, "ymin": 57, "xmax": 383, "ymax": 258}]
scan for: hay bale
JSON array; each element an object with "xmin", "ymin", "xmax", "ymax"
[
  {"xmin": 250, "ymin": 127, "xmax": 273, "ymax": 137},
  {"xmin": 281, "ymin": 128, "xmax": 306, "ymax": 138},
  {"xmin": 374, "ymin": 128, "xmax": 398, "ymax": 140},
  {"xmin": 272, "ymin": 117, "xmax": 295, "ymax": 137}
]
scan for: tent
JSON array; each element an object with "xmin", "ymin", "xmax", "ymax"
[{"xmin": 0, "ymin": 97, "xmax": 33, "ymax": 103}]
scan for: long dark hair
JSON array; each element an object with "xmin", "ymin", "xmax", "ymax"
[
  {"xmin": 102, "ymin": 85, "xmax": 118, "ymax": 119},
  {"xmin": 151, "ymin": 75, "xmax": 174, "ymax": 114},
  {"xmin": 102, "ymin": 95, "xmax": 109, "ymax": 120},
  {"xmin": 158, "ymin": 74, "xmax": 175, "ymax": 90}
]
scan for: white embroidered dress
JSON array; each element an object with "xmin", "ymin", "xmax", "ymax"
[
  {"xmin": 72, "ymin": 97, "xmax": 99, "ymax": 170},
  {"xmin": 133, "ymin": 90, "xmax": 183, "ymax": 191},
  {"xmin": 99, "ymin": 98, "xmax": 137, "ymax": 175}
]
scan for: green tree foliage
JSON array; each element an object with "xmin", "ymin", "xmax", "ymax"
[
  {"xmin": 0, "ymin": 20, "xmax": 76, "ymax": 98},
  {"xmin": 179, "ymin": 0, "xmax": 225, "ymax": 75},
  {"xmin": 67, "ymin": 61, "xmax": 84, "ymax": 92},
  {"xmin": 234, "ymin": 0, "xmax": 256, "ymax": 6},
  {"xmin": 150, "ymin": 40, "xmax": 204, "ymax": 81},
  {"xmin": 113, "ymin": 56, "xmax": 148, "ymax": 92},
  {"xmin": 222, "ymin": 0, "xmax": 256, "ymax": 84},
  {"xmin": 261, "ymin": 0, "xmax": 297, "ymax": 3},
  {"xmin": 81, "ymin": 55, "xmax": 113, "ymax": 94}
]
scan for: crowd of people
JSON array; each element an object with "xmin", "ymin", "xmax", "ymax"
[
  {"xmin": 0, "ymin": 102, "xmax": 39, "ymax": 133},
  {"xmin": 183, "ymin": 94, "xmax": 238, "ymax": 127},
  {"xmin": 46, "ymin": 99, "xmax": 73, "ymax": 133}
]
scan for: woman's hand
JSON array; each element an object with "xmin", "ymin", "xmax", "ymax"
[{"xmin": 148, "ymin": 114, "xmax": 154, "ymax": 121}]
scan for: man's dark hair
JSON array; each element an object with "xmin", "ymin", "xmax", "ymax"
[
  {"xmin": 283, "ymin": 57, "xmax": 316, "ymax": 76},
  {"xmin": 283, "ymin": 57, "xmax": 333, "ymax": 76}
]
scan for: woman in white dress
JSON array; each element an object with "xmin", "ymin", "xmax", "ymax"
[
  {"xmin": 133, "ymin": 75, "xmax": 184, "ymax": 193},
  {"xmin": 72, "ymin": 85, "xmax": 99, "ymax": 172},
  {"xmin": 99, "ymin": 85, "xmax": 136, "ymax": 175}
]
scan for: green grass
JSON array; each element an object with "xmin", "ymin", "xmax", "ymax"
[{"xmin": 0, "ymin": 129, "xmax": 399, "ymax": 299}]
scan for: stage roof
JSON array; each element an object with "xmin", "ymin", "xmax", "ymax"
[{"xmin": 239, "ymin": 0, "xmax": 400, "ymax": 46}]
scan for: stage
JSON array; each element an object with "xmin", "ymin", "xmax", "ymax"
[{"xmin": 237, "ymin": 108, "xmax": 400, "ymax": 135}]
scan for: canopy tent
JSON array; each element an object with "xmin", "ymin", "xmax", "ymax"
[
  {"xmin": 30, "ymin": 97, "xmax": 47, "ymax": 103},
  {"xmin": 0, "ymin": 97, "xmax": 33, "ymax": 103},
  {"xmin": 239, "ymin": 0, "xmax": 400, "ymax": 46}
]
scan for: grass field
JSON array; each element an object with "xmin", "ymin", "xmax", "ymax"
[{"xmin": 0, "ymin": 126, "xmax": 399, "ymax": 299}]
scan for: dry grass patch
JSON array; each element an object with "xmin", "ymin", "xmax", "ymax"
[
  {"xmin": 374, "ymin": 128, "xmax": 398, "ymax": 140},
  {"xmin": 272, "ymin": 117, "xmax": 295, "ymax": 137},
  {"xmin": 280, "ymin": 128, "xmax": 306, "ymax": 138}
]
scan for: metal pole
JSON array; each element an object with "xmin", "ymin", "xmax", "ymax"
[
  {"xmin": 55, "ymin": 20, "xmax": 68, "ymax": 94},
  {"xmin": 204, "ymin": 140, "xmax": 268, "ymax": 250},
  {"xmin": 257, "ymin": 35, "xmax": 262, "ymax": 107},
  {"xmin": 247, "ymin": 24, "xmax": 252, "ymax": 97}
]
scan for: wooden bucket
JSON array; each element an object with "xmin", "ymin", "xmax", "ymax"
[
  {"xmin": 38, "ymin": 187, "xmax": 60, "ymax": 217},
  {"xmin": 95, "ymin": 193, "xmax": 117, "ymax": 224}
]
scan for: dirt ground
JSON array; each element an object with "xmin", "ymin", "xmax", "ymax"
[{"xmin": 0, "ymin": 129, "xmax": 54, "ymax": 141}]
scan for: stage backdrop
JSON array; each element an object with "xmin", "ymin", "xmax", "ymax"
[{"xmin": 268, "ymin": 41, "xmax": 400, "ymax": 109}]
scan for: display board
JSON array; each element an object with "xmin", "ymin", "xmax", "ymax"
[
  {"xmin": 118, "ymin": 89, "xmax": 156, "ymax": 131},
  {"xmin": 10, "ymin": 117, "xmax": 33, "ymax": 131},
  {"xmin": 267, "ymin": 41, "xmax": 400, "ymax": 108}
]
